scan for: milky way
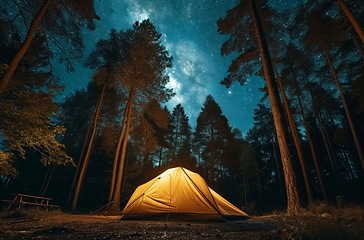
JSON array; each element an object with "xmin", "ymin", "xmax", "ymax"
[{"xmin": 57, "ymin": 0, "xmax": 302, "ymax": 135}]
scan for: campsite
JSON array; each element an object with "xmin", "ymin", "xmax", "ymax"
[
  {"xmin": 0, "ymin": 213, "xmax": 282, "ymax": 239},
  {"xmin": 1, "ymin": 166, "xmax": 363, "ymax": 239},
  {"xmin": 1, "ymin": 208, "xmax": 364, "ymax": 239},
  {"xmin": 1, "ymin": 0, "xmax": 364, "ymax": 239}
]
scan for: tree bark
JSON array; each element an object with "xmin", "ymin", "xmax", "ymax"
[
  {"xmin": 250, "ymin": 0, "xmax": 300, "ymax": 215},
  {"xmin": 338, "ymin": 0, "xmax": 364, "ymax": 44},
  {"xmin": 67, "ymin": 110, "xmax": 94, "ymax": 208},
  {"xmin": 210, "ymin": 123, "xmax": 215, "ymax": 187},
  {"xmin": 276, "ymin": 73, "xmax": 314, "ymax": 204},
  {"xmin": 110, "ymin": 89, "xmax": 135, "ymax": 211},
  {"xmin": 172, "ymin": 113, "xmax": 179, "ymax": 163},
  {"xmin": 305, "ymin": 73, "xmax": 346, "ymax": 199},
  {"xmin": 321, "ymin": 41, "xmax": 364, "ymax": 171},
  {"xmin": 352, "ymin": 33, "xmax": 364, "ymax": 61},
  {"xmin": 293, "ymin": 75, "xmax": 327, "ymax": 201},
  {"xmin": 0, "ymin": 0, "xmax": 52, "ymax": 96},
  {"xmin": 108, "ymin": 100, "xmax": 130, "ymax": 204},
  {"xmin": 71, "ymin": 84, "xmax": 105, "ymax": 211}
]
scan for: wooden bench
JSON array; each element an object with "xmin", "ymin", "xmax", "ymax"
[{"xmin": 1, "ymin": 193, "xmax": 59, "ymax": 211}]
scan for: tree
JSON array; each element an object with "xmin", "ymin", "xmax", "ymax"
[
  {"xmin": 221, "ymin": 131, "xmax": 259, "ymax": 207},
  {"xmin": 70, "ymin": 71, "xmax": 107, "ymax": 211},
  {"xmin": 170, "ymin": 104, "xmax": 192, "ymax": 166},
  {"xmin": 109, "ymin": 19, "xmax": 173, "ymax": 211},
  {"xmin": 131, "ymin": 99, "xmax": 170, "ymax": 166},
  {"xmin": 274, "ymin": 41, "xmax": 329, "ymax": 202},
  {"xmin": 246, "ymin": 101, "xmax": 287, "ymax": 210},
  {"xmin": 0, "ymin": 0, "xmax": 99, "ymax": 96},
  {"xmin": 70, "ymin": 29, "xmax": 130, "ymax": 210},
  {"xmin": 0, "ymin": 24, "xmax": 73, "ymax": 170},
  {"xmin": 217, "ymin": 0, "xmax": 300, "ymax": 214},
  {"xmin": 304, "ymin": 12, "xmax": 364, "ymax": 171},
  {"xmin": 0, "ymin": 151, "xmax": 17, "ymax": 177},
  {"xmin": 276, "ymin": 71, "xmax": 314, "ymax": 204},
  {"xmin": 338, "ymin": 0, "xmax": 364, "ymax": 43},
  {"xmin": 195, "ymin": 95, "xmax": 232, "ymax": 188}
]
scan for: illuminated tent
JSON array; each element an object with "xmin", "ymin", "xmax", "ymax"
[{"xmin": 120, "ymin": 167, "xmax": 249, "ymax": 221}]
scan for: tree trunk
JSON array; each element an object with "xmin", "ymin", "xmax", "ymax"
[
  {"xmin": 264, "ymin": 112, "xmax": 286, "ymax": 205},
  {"xmin": 173, "ymin": 114, "xmax": 179, "ymax": 163},
  {"xmin": 276, "ymin": 73, "xmax": 314, "ymax": 204},
  {"xmin": 0, "ymin": 0, "xmax": 52, "ymax": 96},
  {"xmin": 108, "ymin": 100, "xmax": 130, "ymax": 204},
  {"xmin": 352, "ymin": 33, "xmax": 364, "ymax": 61},
  {"xmin": 158, "ymin": 146, "xmax": 163, "ymax": 170},
  {"xmin": 67, "ymin": 110, "xmax": 94, "ymax": 208},
  {"xmin": 271, "ymin": 141, "xmax": 286, "ymax": 205},
  {"xmin": 250, "ymin": 0, "xmax": 300, "ymax": 215},
  {"xmin": 71, "ymin": 84, "xmax": 106, "ymax": 211},
  {"xmin": 38, "ymin": 164, "xmax": 55, "ymax": 197},
  {"xmin": 40, "ymin": 165, "xmax": 56, "ymax": 197},
  {"xmin": 305, "ymin": 74, "xmax": 346, "ymax": 199},
  {"xmin": 293, "ymin": 75, "xmax": 327, "ymax": 201},
  {"xmin": 338, "ymin": 0, "xmax": 364, "ymax": 43},
  {"xmin": 242, "ymin": 174, "xmax": 247, "ymax": 206},
  {"xmin": 210, "ymin": 123, "xmax": 215, "ymax": 187},
  {"xmin": 110, "ymin": 89, "xmax": 135, "ymax": 211},
  {"xmin": 321, "ymin": 41, "xmax": 364, "ymax": 171}
]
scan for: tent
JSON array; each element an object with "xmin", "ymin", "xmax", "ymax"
[{"xmin": 120, "ymin": 167, "xmax": 249, "ymax": 221}]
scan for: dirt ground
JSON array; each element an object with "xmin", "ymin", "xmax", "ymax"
[{"xmin": 0, "ymin": 213, "xmax": 283, "ymax": 239}]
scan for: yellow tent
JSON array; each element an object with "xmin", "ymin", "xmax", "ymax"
[{"xmin": 120, "ymin": 167, "xmax": 249, "ymax": 221}]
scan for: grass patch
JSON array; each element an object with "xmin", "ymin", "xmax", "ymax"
[{"xmin": 277, "ymin": 203, "xmax": 364, "ymax": 240}]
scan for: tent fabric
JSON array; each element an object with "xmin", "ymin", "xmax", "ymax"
[{"xmin": 120, "ymin": 167, "xmax": 249, "ymax": 221}]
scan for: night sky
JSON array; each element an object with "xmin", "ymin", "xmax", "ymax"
[{"xmin": 57, "ymin": 0, "xmax": 301, "ymax": 135}]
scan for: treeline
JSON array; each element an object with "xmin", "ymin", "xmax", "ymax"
[
  {"xmin": 1, "ymin": 0, "xmax": 364, "ymax": 214},
  {"xmin": 216, "ymin": 0, "xmax": 364, "ymax": 213}
]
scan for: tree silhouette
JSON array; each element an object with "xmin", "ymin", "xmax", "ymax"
[
  {"xmin": 218, "ymin": 0, "xmax": 300, "ymax": 214},
  {"xmin": 0, "ymin": 0, "xmax": 99, "ymax": 95},
  {"xmin": 109, "ymin": 20, "xmax": 173, "ymax": 212}
]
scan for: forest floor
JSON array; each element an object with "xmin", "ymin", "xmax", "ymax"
[{"xmin": 0, "ymin": 209, "xmax": 363, "ymax": 239}]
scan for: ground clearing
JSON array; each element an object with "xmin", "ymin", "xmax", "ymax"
[{"xmin": 0, "ymin": 213, "xmax": 281, "ymax": 239}]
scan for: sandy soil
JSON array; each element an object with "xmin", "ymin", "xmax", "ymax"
[{"xmin": 0, "ymin": 213, "xmax": 283, "ymax": 239}]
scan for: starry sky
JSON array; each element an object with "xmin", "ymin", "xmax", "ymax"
[{"xmin": 57, "ymin": 0, "xmax": 300, "ymax": 135}]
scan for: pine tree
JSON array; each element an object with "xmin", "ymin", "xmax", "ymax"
[
  {"xmin": 195, "ymin": 95, "xmax": 232, "ymax": 188},
  {"xmin": 0, "ymin": 0, "xmax": 99, "ymax": 95},
  {"xmin": 217, "ymin": 0, "xmax": 300, "ymax": 214},
  {"xmin": 109, "ymin": 20, "xmax": 173, "ymax": 212}
]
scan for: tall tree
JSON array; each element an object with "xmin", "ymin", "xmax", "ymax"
[
  {"xmin": 109, "ymin": 20, "xmax": 173, "ymax": 211},
  {"xmin": 170, "ymin": 104, "xmax": 192, "ymax": 166},
  {"xmin": 221, "ymin": 131, "xmax": 259, "ymax": 207},
  {"xmin": 276, "ymin": 71, "xmax": 314, "ymax": 204},
  {"xmin": 218, "ymin": 0, "xmax": 301, "ymax": 214},
  {"xmin": 338, "ymin": 0, "xmax": 364, "ymax": 43},
  {"xmin": 304, "ymin": 12, "xmax": 364, "ymax": 171},
  {"xmin": 80, "ymin": 29, "xmax": 130, "ymax": 209},
  {"xmin": 70, "ymin": 71, "xmax": 107, "ymax": 211},
  {"xmin": 131, "ymin": 99, "xmax": 170, "ymax": 166},
  {"xmin": 277, "ymin": 43, "xmax": 329, "ymax": 202},
  {"xmin": 0, "ymin": 22, "xmax": 73, "ymax": 171},
  {"xmin": 0, "ymin": 0, "xmax": 99, "ymax": 96},
  {"xmin": 246, "ymin": 102, "xmax": 287, "ymax": 210},
  {"xmin": 195, "ymin": 95, "xmax": 232, "ymax": 188}
]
